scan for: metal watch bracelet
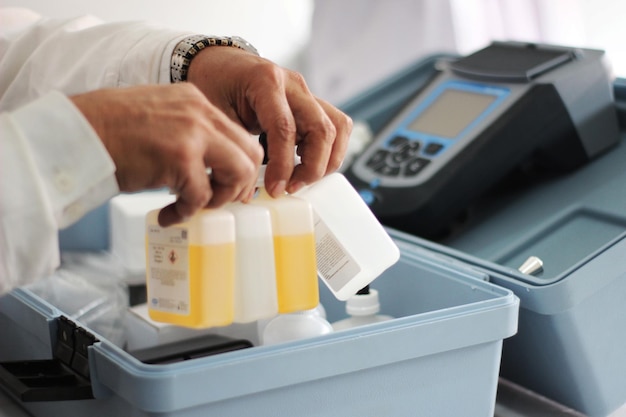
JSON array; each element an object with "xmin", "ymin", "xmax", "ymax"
[{"xmin": 170, "ymin": 35, "xmax": 259, "ymax": 83}]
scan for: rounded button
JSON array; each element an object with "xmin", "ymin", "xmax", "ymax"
[
  {"xmin": 424, "ymin": 142, "xmax": 444, "ymax": 156},
  {"xmin": 404, "ymin": 157, "xmax": 430, "ymax": 177},
  {"xmin": 54, "ymin": 170, "xmax": 74, "ymax": 194},
  {"xmin": 391, "ymin": 141, "xmax": 420, "ymax": 164},
  {"xmin": 388, "ymin": 135, "xmax": 409, "ymax": 149},
  {"xmin": 366, "ymin": 149, "xmax": 390, "ymax": 169}
]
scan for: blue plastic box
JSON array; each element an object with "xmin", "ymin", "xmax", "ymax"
[
  {"xmin": 0, "ymin": 243, "xmax": 518, "ymax": 417},
  {"xmin": 341, "ymin": 59, "xmax": 626, "ymax": 416}
]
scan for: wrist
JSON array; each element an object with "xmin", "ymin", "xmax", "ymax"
[{"xmin": 170, "ymin": 35, "xmax": 259, "ymax": 83}]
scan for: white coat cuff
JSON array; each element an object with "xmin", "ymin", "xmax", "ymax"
[{"xmin": 11, "ymin": 91, "xmax": 119, "ymax": 227}]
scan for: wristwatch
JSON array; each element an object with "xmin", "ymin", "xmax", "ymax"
[{"xmin": 170, "ymin": 35, "xmax": 259, "ymax": 83}]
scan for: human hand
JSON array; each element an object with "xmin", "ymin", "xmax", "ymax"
[
  {"xmin": 187, "ymin": 46, "xmax": 353, "ymax": 196},
  {"xmin": 70, "ymin": 83, "xmax": 264, "ymax": 227}
]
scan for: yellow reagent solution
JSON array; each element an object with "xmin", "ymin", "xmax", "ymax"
[
  {"xmin": 251, "ymin": 187, "xmax": 319, "ymax": 313},
  {"xmin": 145, "ymin": 208, "xmax": 236, "ymax": 328}
]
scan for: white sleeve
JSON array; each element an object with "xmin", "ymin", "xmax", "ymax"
[
  {"xmin": 0, "ymin": 8, "xmax": 192, "ymax": 110},
  {"xmin": 0, "ymin": 9, "xmax": 192, "ymax": 293},
  {"xmin": 0, "ymin": 91, "xmax": 119, "ymax": 293}
]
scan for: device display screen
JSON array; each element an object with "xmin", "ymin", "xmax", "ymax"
[{"xmin": 407, "ymin": 89, "xmax": 497, "ymax": 138}]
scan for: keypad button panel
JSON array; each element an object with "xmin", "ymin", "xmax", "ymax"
[{"xmin": 365, "ymin": 136, "xmax": 434, "ymax": 178}]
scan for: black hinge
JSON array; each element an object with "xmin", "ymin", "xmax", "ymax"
[{"xmin": 0, "ymin": 315, "xmax": 98, "ymax": 402}]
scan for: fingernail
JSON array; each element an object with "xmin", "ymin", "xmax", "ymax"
[
  {"xmin": 270, "ymin": 180, "xmax": 287, "ymax": 197},
  {"xmin": 287, "ymin": 181, "xmax": 305, "ymax": 194},
  {"xmin": 244, "ymin": 187, "xmax": 256, "ymax": 202}
]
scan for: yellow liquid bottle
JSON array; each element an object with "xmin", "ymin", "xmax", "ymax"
[
  {"xmin": 145, "ymin": 208, "xmax": 236, "ymax": 328},
  {"xmin": 251, "ymin": 188, "xmax": 319, "ymax": 313}
]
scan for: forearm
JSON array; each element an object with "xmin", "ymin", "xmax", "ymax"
[{"xmin": 0, "ymin": 9, "xmax": 191, "ymax": 110}]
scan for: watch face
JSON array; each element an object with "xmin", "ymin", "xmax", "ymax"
[{"xmin": 230, "ymin": 36, "xmax": 259, "ymax": 55}]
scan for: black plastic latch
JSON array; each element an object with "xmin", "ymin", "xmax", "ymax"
[{"xmin": 0, "ymin": 315, "xmax": 99, "ymax": 402}]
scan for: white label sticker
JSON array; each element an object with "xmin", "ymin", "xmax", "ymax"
[
  {"xmin": 314, "ymin": 214, "xmax": 361, "ymax": 292},
  {"xmin": 147, "ymin": 225, "xmax": 190, "ymax": 314}
]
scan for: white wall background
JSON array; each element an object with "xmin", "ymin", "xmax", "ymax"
[
  {"xmin": 1, "ymin": 0, "xmax": 314, "ymax": 67},
  {"xmin": 4, "ymin": 0, "xmax": 625, "ymax": 104}
]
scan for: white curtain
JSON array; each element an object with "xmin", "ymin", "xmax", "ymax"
[{"xmin": 305, "ymin": 0, "xmax": 587, "ymax": 105}]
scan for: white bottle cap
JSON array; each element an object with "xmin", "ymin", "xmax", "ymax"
[
  {"xmin": 227, "ymin": 202, "xmax": 273, "ymax": 239},
  {"xmin": 189, "ymin": 208, "xmax": 236, "ymax": 244},
  {"xmin": 346, "ymin": 289, "xmax": 381, "ymax": 316}
]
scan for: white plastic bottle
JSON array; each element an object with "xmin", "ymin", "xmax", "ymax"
[
  {"xmin": 295, "ymin": 173, "xmax": 400, "ymax": 300},
  {"xmin": 227, "ymin": 202, "xmax": 278, "ymax": 323},
  {"xmin": 332, "ymin": 286, "xmax": 393, "ymax": 331},
  {"xmin": 261, "ymin": 308, "xmax": 333, "ymax": 346},
  {"xmin": 256, "ymin": 302, "xmax": 327, "ymax": 341},
  {"xmin": 145, "ymin": 208, "xmax": 236, "ymax": 328}
]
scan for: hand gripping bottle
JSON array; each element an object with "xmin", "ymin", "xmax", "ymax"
[{"xmin": 145, "ymin": 208, "xmax": 236, "ymax": 328}]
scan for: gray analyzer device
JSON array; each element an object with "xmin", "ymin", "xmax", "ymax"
[{"xmin": 345, "ymin": 41, "xmax": 621, "ymax": 238}]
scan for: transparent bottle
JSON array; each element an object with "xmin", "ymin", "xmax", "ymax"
[
  {"xmin": 331, "ymin": 286, "xmax": 393, "ymax": 331},
  {"xmin": 251, "ymin": 188, "xmax": 319, "ymax": 314},
  {"xmin": 145, "ymin": 208, "xmax": 236, "ymax": 328},
  {"xmin": 227, "ymin": 202, "xmax": 278, "ymax": 323},
  {"xmin": 295, "ymin": 173, "xmax": 400, "ymax": 300}
]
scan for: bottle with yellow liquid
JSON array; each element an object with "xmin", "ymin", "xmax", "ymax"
[
  {"xmin": 251, "ymin": 187, "xmax": 319, "ymax": 314},
  {"xmin": 145, "ymin": 208, "xmax": 236, "ymax": 328}
]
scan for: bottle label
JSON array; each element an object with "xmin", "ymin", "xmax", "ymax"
[
  {"xmin": 313, "ymin": 213, "xmax": 361, "ymax": 292},
  {"xmin": 147, "ymin": 225, "xmax": 190, "ymax": 314}
]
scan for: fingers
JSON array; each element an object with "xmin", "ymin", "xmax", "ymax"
[
  {"xmin": 71, "ymin": 84, "xmax": 263, "ymax": 228},
  {"xmin": 161, "ymin": 157, "xmax": 212, "ymax": 227},
  {"xmin": 78, "ymin": 51, "xmax": 351, "ymax": 229},
  {"xmin": 159, "ymin": 141, "xmax": 260, "ymax": 227},
  {"xmin": 162, "ymin": 115, "xmax": 261, "ymax": 226},
  {"xmin": 316, "ymin": 98, "xmax": 353, "ymax": 174},
  {"xmin": 287, "ymin": 95, "xmax": 354, "ymax": 194},
  {"xmin": 245, "ymin": 65, "xmax": 353, "ymax": 196},
  {"xmin": 185, "ymin": 47, "xmax": 353, "ymax": 197},
  {"xmin": 202, "ymin": 130, "xmax": 262, "ymax": 208},
  {"xmin": 254, "ymin": 93, "xmax": 297, "ymax": 196}
]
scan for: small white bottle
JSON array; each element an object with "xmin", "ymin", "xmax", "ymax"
[
  {"xmin": 332, "ymin": 286, "xmax": 393, "ymax": 331},
  {"xmin": 227, "ymin": 202, "xmax": 278, "ymax": 323},
  {"xmin": 261, "ymin": 308, "xmax": 333, "ymax": 346},
  {"xmin": 256, "ymin": 302, "xmax": 327, "ymax": 340},
  {"xmin": 295, "ymin": 173, "xmax": 400, "ymax": 300}
]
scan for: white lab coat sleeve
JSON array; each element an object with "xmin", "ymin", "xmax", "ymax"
[
  {"xmin": 0, "ymin": 8, "xmax": 192, "ymax": 110},
  {"xmin": 0, "ymin": 91, "xmax": 118, "ymax": 293},
  {"xmin": 0, "ymin": 9, "xmax": 193, "ymax": 293}
]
